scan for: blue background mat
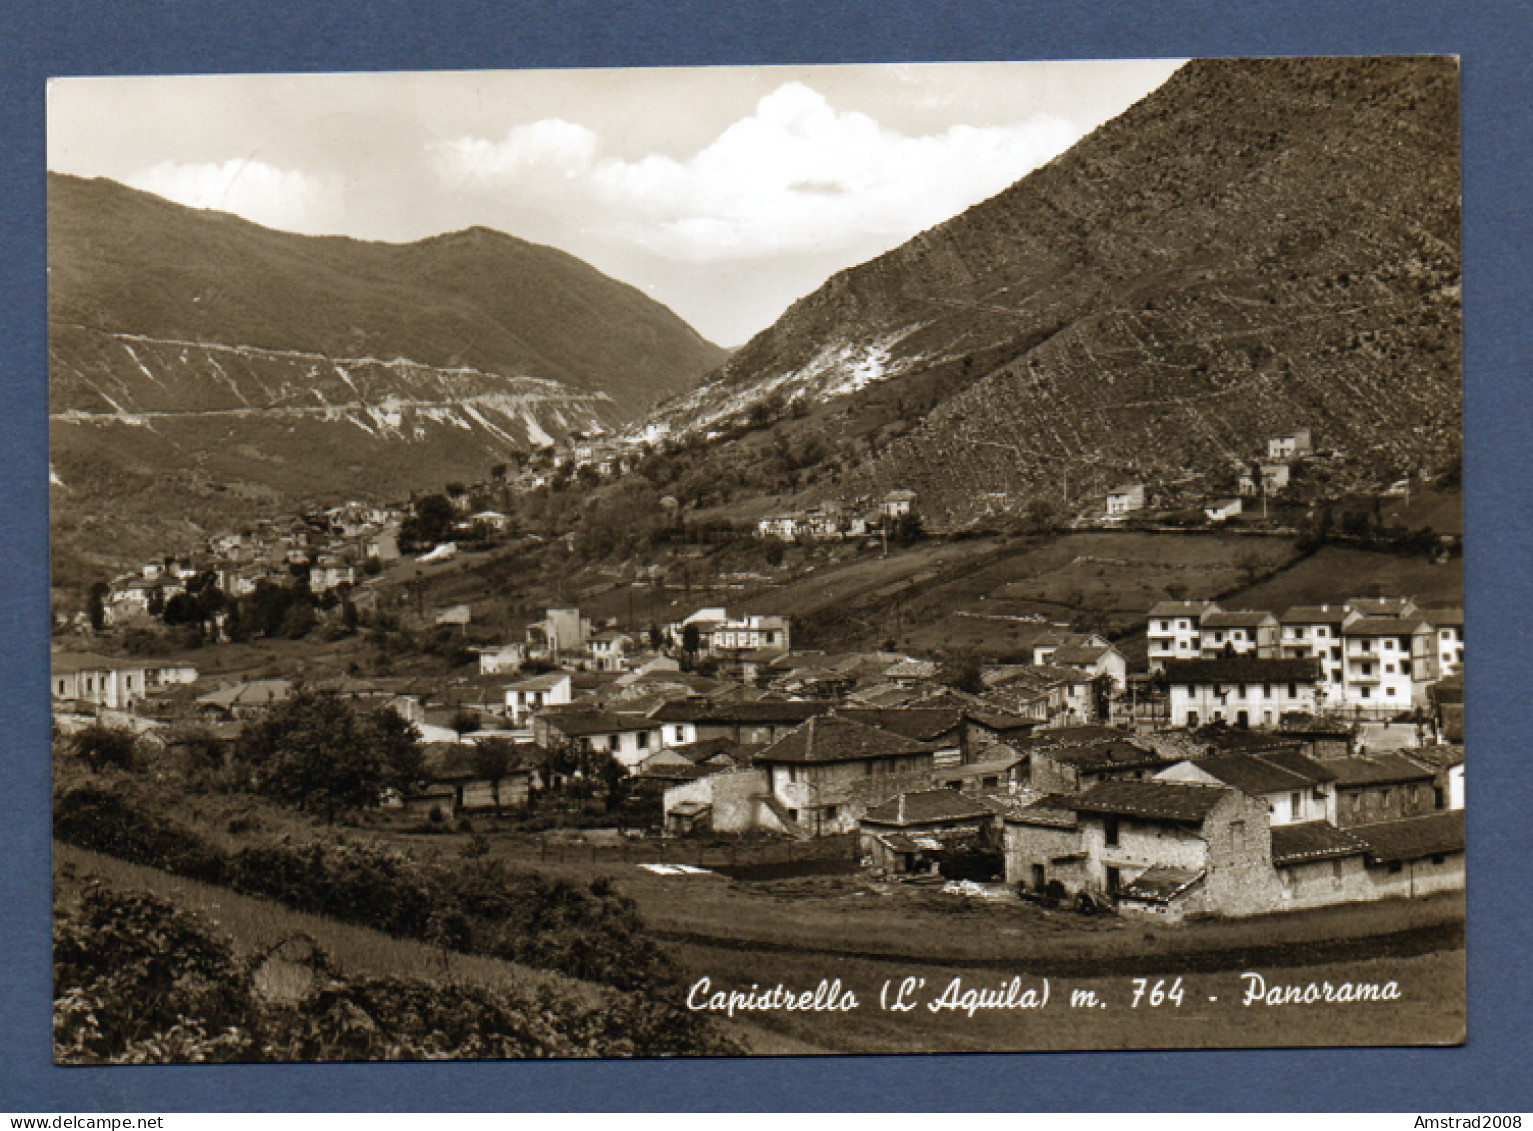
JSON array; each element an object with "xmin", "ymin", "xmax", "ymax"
[{"xmin": 3, "ymin": 0, "xmax": 1528, "ymax": 1111}]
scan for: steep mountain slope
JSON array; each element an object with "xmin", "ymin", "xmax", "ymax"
[
  {"xmin": 644, "ymin": 57, "xmax": 1461, "ymax": 528},
  {"xmin": 48, "ymin": 174, "xmax": 725, "ymax": 577}
]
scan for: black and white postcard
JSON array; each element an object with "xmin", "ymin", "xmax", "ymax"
[{"xmin": 47, "ymin": 56, "xmax": 1464, "ymax": 1062}]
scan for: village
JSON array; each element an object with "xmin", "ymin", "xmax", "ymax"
[{"xmin": 52, "ymin": 423, "xmax": 1465, "ymax": 926}]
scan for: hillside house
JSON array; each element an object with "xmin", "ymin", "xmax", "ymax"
[
  {"xmin": 1163, "ymin": 657, "xmax": 1322, "ymax": 728},
  {"xmin": 1268, "ymin": 429, "xmax": 1313, "ymax": 459},
  {"xmin": 880, "ymin": 489, "xmax": 917, "ymax": 519},
  {"xmin": 525, "ymin": 607, "xmax": 593, "ymax": 659},
  {"xmin": 586, "ymin": 630, "xmax": 636, "ymax": 672},
  {"xmin": 308, "ymin": 557, "xmax": 355, "ymax": 593},
  {"xmin": 1146, "ymin": 601, "xmax": 1220, "ymax": 671},
  {"xmin": 475, "ymin": 643, "xmax": 525, "ymax": 676},
  {"xmin": 1106, "ymin": 484, "xmax": 1146, "ymax": 516},
  {"xmin": 1204, "ymin": 498, "xmax": 1243, "ymax": 523},
  {"xmin": 504, "ymin": 673, "xmax": 573, "ymax": 724},
  {"xmin": 1198, "ymin": 610, "xmax": 1279, "ymax": 658}
]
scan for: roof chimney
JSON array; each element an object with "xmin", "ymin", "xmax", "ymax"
[{"xmin": 897, "ymin": 792, "xmax": 906, "ymax": 824}]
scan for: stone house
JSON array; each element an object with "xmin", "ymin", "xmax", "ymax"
[
  {"xmin": 1327, "ymin": 754, "xmax": 1438, "ymax": 826},
  {"xmin": 755, "ymin": 715, "xmax": 937, "ymax": 836},
  {"xmin": 1004, "ymin": 779, "xmax": 1279, "ymax": 920},
  {"xmin": 1022, "ymin": 729, "xmax": 1167, "ymax": 794},
  {"xmin": 859, "ymin": 789, "xmax": 1002, "ymax": 873},
  {"xmin": 1156, "ymin": 749, "xmax": 1337, "ymax": 825}
]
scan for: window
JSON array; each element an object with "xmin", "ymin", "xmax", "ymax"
[
  {"xmin": 824, "ymin": 805, "xmax": 838, "ymax": 820},
  {"xmin": 1387, "ymin": 861, "xmax": 1403, "ymax": 874},
  {"xmin": 1104, "ymin": 816, "xmax": 1120, "ymax": 847},
  {"xmin": 636, "ymin": 732, "xmax": 649, "ymax": 750},
  {"xmin": 1430, "ymin": 853, "xmax": 1446, "ymax": 866},
  {"xmin": 1386, "ymin": 686, "xmax": 1397, "ymax": 698},
  {"xmin": 1383, "ymin": 638, "xmax": 1395, "ymax": 651},
  {"xmin": 1230, "ymin": 820, "xmax": 1246, "ymax": 850},
  {"xmin": 1291, "ymin": 791, "xmax": 1303, "ymax": 817},
  {"xmin": 1332, "ymin": 859, "xmax": 1345, "ymax": 879},
  {"xmin": 1289, "ymin": 682, "xmax": 1299, "ymax": 698},
  {"xmin": 1361, "ymin": 687, "xmax": 1371, "ymax": 699},
  {"xmin": 1385, "ymin": 663, "xmax": 1395, "ymax": 674}
]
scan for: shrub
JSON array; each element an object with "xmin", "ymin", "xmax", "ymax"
[
  {"xmin": 54, "ymin": 881, "xmax": 740, "ymax": 1063},
  {"xmin": 53, "ymin": 787, "xmax": 226, "ymax": 883}
]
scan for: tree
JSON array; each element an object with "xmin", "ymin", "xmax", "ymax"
[
  {"xmin": 71, "ymin": 723, "xmax": 138, "ymax": 771},
  {"xmin": 86, "ymin": 581, "xmax": 109, "ymax": 632},
  {"xmin": 235, "ymin": 692, "xmax": 422, "ymax": 823},
  {"xmin": 680, "ymin": 623, "xmax": 701, "ymax": 669},
  {"xmin": 403, "ymin": 494, "xmax": 454, "ymax": 546},
  {"xmin": 470, "ymin": 736, "xmax": 519, "ymax": 816},
  {"xmin": 449, "ymin": 708, "xmax": 482, "ymax": 738}
]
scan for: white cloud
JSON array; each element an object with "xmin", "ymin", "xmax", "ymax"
[
  {"xmin": 437, "ymin": 117, "xmax": 600, "ymax": 182},
  {"xmin": 436, "ymin": 82, "xmax": 1080, "ymax": 263},
  {"xmin": 125, "ymin": 159, "xmax": 345, "ymax": 235}
]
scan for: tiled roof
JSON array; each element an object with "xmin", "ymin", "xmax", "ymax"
[
  {"xmin": 1327, "ymin": 754, "xmax": 1435, "ymax": 787},
  {"xmin": 1280, "ymin": 605, "xmax": 1353, "ymax": 625},
  {"xmin": 1134, "ymin": 731, "xmax": 1215, "ymax": 762},
  {"xmin": 542, "ymin": 709, "xmax": 657, "ymax": 737},
  {"xmin": 1201, "ymin": 610, "xmax": 1276, "ymax": 628},
  {"xmin": 1069, "ymin": 779, "xmax": 1230, "ymax": 822},
  {"xmin": 651, "ymin": 698, "xmax": 835, "ymax": 725},
  {"xmin": 836, "ymin": 707, "xmax": 963, "ymax": 742},
  {"xmin": 507, "ymin": 673, "xmax": 571, "ymax": 692},
  {"xmin": 1051, "ymin": 644, "xmax": 1115, "ymax": 666},
  {"xmin": 1252, "ymin": 747, "xmax": 1339, "ymax": 784},
  {"xmin": 1403, "ymin": 744, "xmax": 1465, "ymax": 770},
  {"xmin": 1147, "ymin": 601, "xmax": 1219, "ymax": 618},
  {"xmin": 1347, "ymin": 598, "xmax": 1417, "ymax": 617},
  {"xmin": 1350, "ymin": 810, "xmax": 1465, "ymax": 863},
  {"xmin": 757, "ymin": 715, "xmax": 934, "ymax": 764},
  {"xmin": 1189, "ymin": 753, "xmax": 1317, "ymax": 795},
  {"xmin": 861, "ymin": 789, "xmax": 996, "ymax": 826},
  {"xmin": 1161, "ymin": 657, "xmax": 1322, "ymax": 684},
  {"xmin": 1342, "ymin": 616, "xmax": 1428, "ymax": 636},
  {"xmin": 1270, "ymin": 821, "xmax": 1367, "ymax": 867},
  {"xmin": 1002, "ymin": 793, "xmax": 1080, "ymax": 829},
  {"xmin": 1118, "ymin": 865, "xmax": 1204, "ymax": 903},
  {"xmin": 1044, "ymin": 739, "xmax": 1165, "ymax": 772}
]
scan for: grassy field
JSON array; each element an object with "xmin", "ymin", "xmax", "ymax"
[{"xmin": 1223, "ymin": 545, "xmax": 1463, "ymax": 613}]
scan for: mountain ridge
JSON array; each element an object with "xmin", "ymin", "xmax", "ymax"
[{"xmin": 639, "ymin": 56, "xmax": 1461, "ymax": 529}]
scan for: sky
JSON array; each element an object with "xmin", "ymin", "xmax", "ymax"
[{"xmin": 48, "ymin": 60, "xmax": 1184, "ymax": 347}]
